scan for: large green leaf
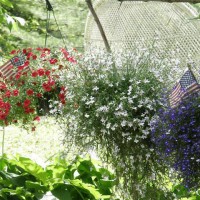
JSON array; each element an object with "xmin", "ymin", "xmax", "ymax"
[
  {"xmin": 0, "ymin": 0, "xmax": 13, "ymax": 8},
  {"xmin": 69, "ymin": 179, "xmax": 102, "ymax": 199},
  {"xmin": 7, "ymin": 156, "xmax": 48, "ymax": 183},
  {"xmin": 51, "ymin": 183, "xmax": 72, "ymax": 200}
]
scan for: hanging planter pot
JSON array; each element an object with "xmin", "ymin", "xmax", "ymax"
[{"xmin": 36, "ymin": 86, "xmax": 61, "ymax": 116}]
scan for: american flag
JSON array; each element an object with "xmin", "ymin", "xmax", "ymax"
[
  {"xmin": 0, "ymin": 54, "xmax": 29, "ymax": 80},
  {"xmin": 169, "ymin": 69, "xmax": 200, "ymax": 108}
]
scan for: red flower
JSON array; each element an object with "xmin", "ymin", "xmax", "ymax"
[
  {"xmin": 34, "ymin": 116, "xmax": 40, "ymax": 122},
  {"xmin": 45, "ymin": 70, "xmax": 51, "ymax": 76},
  {"xmin": 38, "ymin": 68, "xmax": 45, "ymax": 76},
  {"xmin": 23, "ymin": 99, "xmax": 31, "ymax": 107},
  {"xmin": 14, "ymin": 57, "xmax": 19, "ymax": 63},
  {"xmin": 24, "ymin": 60, "xmax": 30, "ymax": 67},
  {"xmin": 48, "ymin": 79, "xmax": 55, "ymax": 87},
  {"xmin": 36, "ymin": 47, "xmax": 42, "ymax": 51},
  {"xmin": 26, "ymin": 52, "xmax": 33, "ymax": 59},
  {"xmin": 49, "ymin": 58, "xmax": 58, "ymax": 64},
  {"xmin": 0, "ymin": 82, "xmax": 7, "ymax": 90},
  {"xmin": 15, "ymin": 73, "xmax": 21, "ymax": 80},
  {"xmin": 23, "ymin": 49, "xmax": 27, "ymax": 54},
  {"xmin": 13, "ymin": 89, "xmax": 19, "ymax": 96},
  {"xmin": 36, "ymin": 93, "xmax": 42, "ymax": 98},
  {"xmin": 18, "ymin": 66, "xmax": 25, "ymax": 71},
  {"xmin": 68, "ymin": 56, "xmax": 76, "ymax": 63},
  {"xmin": 24, "ymin": 107, "xmax": 34, "ymax": 114},
  {"xmin": 61, "ymin": 99, "xmax": 66, "ymax": 105},
  {"xmin": 5, "ymin": 90, "xmax": 11, "ymax": 98},
  {"xmin": 16, "ymin": 102, "xmax": 22, "ymax": 107},
  {"xmin": 10, "ymin": 50, "xmax": 17, "ymax": 55},
  {"xmin": 32, "ymin": 71, "xmax": 38, "ymax": 77},
  {"xmin": 32, "ymin": 55, "xmax": 37, "ymax": 60},
  {"xmin": 59, "ymin": 93, "xmax": 65, "ymax": 100},
  {"xmin": 42, "ymin": 82, "xmax": 51, "ymax": 92},
  {"xmin": 26, "ymin": 89, "xmax": 34, "ymax": 96}
]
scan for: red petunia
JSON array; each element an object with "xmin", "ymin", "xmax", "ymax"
[
  {"xmin": 24, "ymin": 60, "xmax": 30, "ymax": 67},
  {"xmin": 42, "ymin": 82, "xmax": 51, "ymax": 92},
  {"xmin": 59, "ymin": 93, "xmax": 65, "ymax": 100},
  {"xmin": 36, "ymin": 93, "xmax": 42, "ymax": 98},
  {"xmin": 45, "ymin": 70, "xmax": 51, "ymax": 76},
  {"xmin": 10, "ymin": 50, "xmax": 17, "ymax": 55},
  {"xmin": 26, "ymin": 89, "xmax": 34, "ymax": 96},
  {"xmin": 15, "ymin": 73, "xmax": 21, "ymax": 80},
  {"xmin": 32, "ymin": 55, "xmax": 37, "ymax": 60},
  {"xmin": 32, "ymin": 71, "xmax": 38, "ymax": 77},
  {"xmin": 49, "ymin": 58, "xmax": 58, "ymax": 64},
  {"xmin": 0, "ymin": 82, "xmax": 7, "ymax": 90},
  {"xmin": 14, "ymin": 57, "xmax": 19, "ymax": 63},
  {"xmin": 13, "ymin": 89, "xmax": 19, "ymax": 96},
  {"xmin": 48, "ymin": 79, "xmax": 55, "ymax": 87},
  {"xmin": 24, "ymin": 107, "xmax": 34, "ymax": 114},
  {"xmin": 16, "ymin": 102, "xmax": 22, "ymax": 107},
  {"xmin": 18, "ymin": 66, "xmax": 24, "ymax": 71},
  {"xmin": 34, "ymin": 116, "xmax": 40, "ymax": 122},
  {"xmin": 38, "ymin": 68, "xmax": 45, "ymax": 76},
  {"xmin": 23, "ymin": 99, "xmax": 31, "ymax": 108},
  {"xmin": 5, "ymin": 90, "xmax": 11, "ymax": 98}
]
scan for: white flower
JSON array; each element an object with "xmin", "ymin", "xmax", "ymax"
[
  {"xmin": 106, "ymin": 123, "xmax": 111, "ymax": 129},
  {"xmin": 134, "ymin": 139, "xmax": 139, "ymax": 143},
  {"xmin": 93, "ymin": 86, "xmax": 99, "ymax": 91},
  {"xmin": 132, "ymin": 95, "xmax": 138, "ymax": 99},
  {"xmin": 136, "ymin": 80, "xmax": 141, "ymax": 85},
  {"xmin": 85, "ymin": 114, "xmax": 90, "ymax": 118},
  {"xmin": 109, "ymin": 83, "xmax": 113, "ymax": 87},
  {"xmin": 143, "ymin": 79, "xmax": 150, "ymax": 83},
  {"xmin": 121, "ymin": 120, "xmax": 127, "ymax": 127}
]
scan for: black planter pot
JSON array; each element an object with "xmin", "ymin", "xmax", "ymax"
[{"xmin": 37, "ymin": 87, "xmax": 60, "ymax": 116}]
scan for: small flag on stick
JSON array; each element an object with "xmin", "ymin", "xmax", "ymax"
[
  {"xmin": 0, "ymin": 54, "xmax": 29, "ymax": 80},
  {"xmin": 169, "ymin": 68, "xmax": 200, "ymax": 108}
]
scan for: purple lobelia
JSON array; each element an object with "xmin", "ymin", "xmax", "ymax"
[{"xmin": 151, "ymin": 94, "xmax": 200, "ymax": 189}]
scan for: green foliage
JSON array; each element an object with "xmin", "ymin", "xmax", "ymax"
[
  {"xmin": 0, "ymin": 154, "xmax": 116, "ymax": 200},
  {"xmin": 0, "ymin": 0, "xmax": 88, "ymax": 57}
]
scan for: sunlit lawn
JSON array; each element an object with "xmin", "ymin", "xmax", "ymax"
[{"xmin": 0, "ymin": 117, "xmax": 65, "ymax": 166}]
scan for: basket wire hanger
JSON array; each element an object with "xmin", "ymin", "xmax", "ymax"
[{"xmin": 44, "ymin": 0, "xmax": 67, "ymax": 50}]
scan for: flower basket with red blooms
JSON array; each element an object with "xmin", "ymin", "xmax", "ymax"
[{"xmin": 0, "ymin": 47, "xmax": 77, "ymax": 127}]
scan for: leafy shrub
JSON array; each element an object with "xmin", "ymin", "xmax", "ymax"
[{"xmin": 0, "ymin": 154, "xmax": 116, "ymax": 200}]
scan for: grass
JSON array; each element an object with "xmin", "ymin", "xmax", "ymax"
[{"xmin": 0, "ymin": 117, "xmax": 65, "ymax": 165}]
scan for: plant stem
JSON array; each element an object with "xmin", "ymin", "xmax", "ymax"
[{"xmin": 2, "ymin": 126, "xmax": 5, "ymax": 156}]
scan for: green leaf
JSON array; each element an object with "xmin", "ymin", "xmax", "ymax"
[
  {"xmin": 69, "ymin": 179, "xmax": 102, "ymax": 199},
  {"xmin": 0, "ymin": 0, "xmax": 13, "ymax": 8},
  {"xmin": 7, "ymin": 156, "xmax": 48, "ymax": 183},
  {"xmin": 26, "ymin": 181, "xmax": 48, "ymax": 192},
  {"xmin": 13, "ymin": 17, "xmax": 26, "ymax": 26},
  {"xmin": 51, "ymin": 183, "xmax": 72, "ymax": 200}
]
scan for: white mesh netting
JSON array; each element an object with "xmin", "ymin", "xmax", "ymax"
[{"xmin": 84, "ymin": 1, "xmax": 200, "ymax": 64}]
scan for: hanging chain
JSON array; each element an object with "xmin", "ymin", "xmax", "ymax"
[{"xmin": 44, "ymin": 0, "xmax": 67, "ymax": 50}]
